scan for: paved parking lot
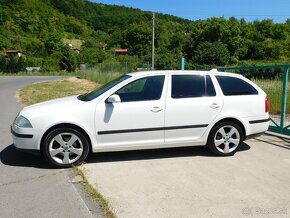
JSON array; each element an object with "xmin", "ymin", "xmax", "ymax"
[{"xmin": 82, "ymin": 134, "xmax": 290, "ymax": 218}]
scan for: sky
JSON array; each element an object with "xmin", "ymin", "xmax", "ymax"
[{"xmin": 91, "ymin": 0, "xmax": 290, "ymax": 23}]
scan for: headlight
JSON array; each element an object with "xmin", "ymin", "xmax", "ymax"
[{"xmin": 14, "ymin": 115, "xmax": 33, "ymax": 128}]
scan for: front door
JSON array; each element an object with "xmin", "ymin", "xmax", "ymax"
[{"xmin": 95, "ymin": 75, "xmax": 167, "ymax": 148}]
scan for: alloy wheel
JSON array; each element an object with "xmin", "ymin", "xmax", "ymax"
[
  {"xmin": 48, "ymin": 132, "xmax": 84, "ymax": 165},
  {"xmin": 214, "ymin": 125, "xmax": 240, "ymax": 154}
]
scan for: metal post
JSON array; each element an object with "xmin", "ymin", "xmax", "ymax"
[
  {"xmin": 152, "ymin": 13, "xmax": 155, "ymax": 70},
  {"xmin": 280, "ymin": 67, "xmax": 289, "ymax": 128},
  {"xmin": 80, "ymin": 64, "xmax": 86, "ymax": 78},
  {"xmin": 179, "ymin": 57, "xmax": 185, "ymax": 70},
  {"xmin": 125, "ymin": 61, "xmax": 128, "ymax": 73}
]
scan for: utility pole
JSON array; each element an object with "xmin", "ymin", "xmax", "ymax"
[{"xmin": 152, "ymin": 12, "xmax": 155, "ymax": 70}]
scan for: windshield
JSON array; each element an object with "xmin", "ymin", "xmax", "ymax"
[{"xmin": 78, "ymin": 75, "xmax": 131, "ymax": 101}]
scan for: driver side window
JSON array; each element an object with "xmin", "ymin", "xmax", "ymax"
[{"xmin": 116, "ymin": 75, "xmax": 165, "ymax": 102}]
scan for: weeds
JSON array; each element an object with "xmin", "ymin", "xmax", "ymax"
[{"xmin": 72, "ymin": 166, "xmax": 117, "ymax": 218}]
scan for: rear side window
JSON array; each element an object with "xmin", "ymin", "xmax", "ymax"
[
  {"xmin": 216, "ymin": 76, "xmax": 258, "ymax": 96},
  {"xmin": 172, "ymin": 75, "xmax": 205, "ymax": 98}
]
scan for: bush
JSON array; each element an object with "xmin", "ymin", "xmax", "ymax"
[{"xmin": 0, "ymin": 54, "xmax": 26, "ymax": 73}]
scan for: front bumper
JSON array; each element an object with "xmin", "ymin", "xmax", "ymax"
[
  {"xmin": 11, "ymin": 127, "xmax": 33, "ymax": 138},
  {"xmin": 11, "ymin": 125, "xmax": 42, "ymax": 151}
]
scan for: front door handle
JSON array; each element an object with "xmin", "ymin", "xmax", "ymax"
[
  {"xmin": 210, "ymin": 103, "xmax": 221, "ymax": 109},
  {"xmin": 150, "ymin": 106, "xmax": 163, "ymax": 113}
]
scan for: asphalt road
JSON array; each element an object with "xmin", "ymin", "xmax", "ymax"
[{"xmin": 0, "ymin": 76, "xmax": 96, "ymax": 218}]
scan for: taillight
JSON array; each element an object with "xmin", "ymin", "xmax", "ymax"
[{"xmin": 265, "ymin": 96, "xmax": 269, "ymax": 113}]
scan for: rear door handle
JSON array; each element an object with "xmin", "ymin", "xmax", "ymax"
[
  {"xmin": 150, "ymin": 106, "xmax": 163, "ymax": 113},
  {"xmin": 210, "ymin": 103, "xmax": 221, "ymax": 109}
]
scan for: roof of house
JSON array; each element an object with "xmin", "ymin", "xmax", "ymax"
[
  {"xmin": 1, "ymin": 50, "xmax": 22, "ymax": 53},
  {"xmin": 115, "ymin": 48, "xmax": 128, "ymax": 53}
]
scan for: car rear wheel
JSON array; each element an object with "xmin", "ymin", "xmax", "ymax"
[
  {"xmin": 207, "ymin": 122, "xmax": 243, "ymax": 156},
  {"xmin": 43, "ymin": 127, "xmax": 89, "ymax": 168}
]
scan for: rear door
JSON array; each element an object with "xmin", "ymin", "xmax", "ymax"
[{"xmin": 165, "ymin": 74, "xmax": 223, "ymax": 143}]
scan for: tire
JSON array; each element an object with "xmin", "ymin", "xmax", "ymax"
[
  {"xmin": 42, "ymin": 127, "xmax": 89, "ymax": 168},
  {"xmin": 207, "ymin": 122, "xmax": 244, "ymax": 156}
]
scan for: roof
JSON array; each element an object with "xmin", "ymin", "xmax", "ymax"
[
  {"xmin": 1, "ymin": 50, "xmax": 22, "ymax": 53},
  {"xmin": 127, "ymin": 70, "xmax": 243, "ymax": 78},
  {"xmin": 115, "ymin": 48, "xmax": 128, "ymax": 53}
]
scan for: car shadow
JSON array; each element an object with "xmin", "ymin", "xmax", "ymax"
[
  {"xmin": 0, "ymin": 144, "xmax": 51, "ymax": 169},
  {"xmin": 1, "ymin": 143, "xmax": 251, "ymax": 168},
  {"xmin": 258, "ymin": 134, "xmax": 290, "ymax": 150},
  {"xmin": 85, "ymin": 143, "xmax": 251, "ymax": 164}
]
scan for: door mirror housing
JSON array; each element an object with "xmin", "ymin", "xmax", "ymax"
[{"xmin": 106, "ymin": 94, "xmax": 121, "ymax": 103}]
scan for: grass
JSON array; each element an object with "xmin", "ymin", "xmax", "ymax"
[
  {"xmin": 72, "ymin": 166, "xmax": 117, "ymax": 218},
  {"xmin": 84, "ymin": 67, "xmax": 126, "ymax": 85},
  {"xmin": 253, "ymin": 78, "xmax": 290, "ymax": 114},
  {"xmin": 63, "ymin": 38, "xmax": 83, "ymax": 49},
  {"xmin": 18, "ymin": 77, "xmax": 99, "ymax": 106}
]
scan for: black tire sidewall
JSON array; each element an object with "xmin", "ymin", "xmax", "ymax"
[
  {"xmin": 43, "ymin": 127, "xmax": 89, "ymax": 168},
  {"xmin": 207, "ymin": 122, "xmax": 243, "ymax": 156}
]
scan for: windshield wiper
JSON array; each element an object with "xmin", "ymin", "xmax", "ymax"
[{"xmin": 77, "ymin": 94, "xmax": 85, "ymax": 100}]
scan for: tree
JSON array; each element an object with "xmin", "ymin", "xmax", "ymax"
[
  {"xmin": 1, "ymin": 0, "xmax": 290, "ymax": 72},
  {"xmin": 59, "ymin": 46, "xmax": 76, "ymax": 72},
  {"xmin": 202, "ymin": 17, "xmax": 230, "ymax": 43},
  {"xmin": 23, "ymin": 37, "xmax": 45, "ymax": 56},
  {"xmin": 7, "ymin": 56, "xmax": 17, "ymax": 73},
  {"xmin": 0, "ymin": 53, "xmax": 7, "ymax": 72},
  {"xmin": 123, "ymin": 22, "xmax": 151, "ymax": 57},
  {"xmin": 16, "ymin": 56, "xmax": 26, "ymax": 72},
  {"xmin": 78, "ymin": 48, "xmax": 106, "ymax": 65},
  {"xmin": 155, "ymin": 49, "xmax": 174, "ymax": 70},
  {"xmin": 44, "ymin": 34, "xmax": 63, "ymax": 54},
  {"xmin": 254, "ymin": 19, "xmax": 274, "ymax": 39},
  {"xmin": 193, "ymin": 42, "xmax": 230, "ymax": 66}
]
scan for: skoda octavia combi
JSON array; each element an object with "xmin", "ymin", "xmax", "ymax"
[{"xmin": 11, "ymin": 71, "xmax": 270, "ymax": 167}]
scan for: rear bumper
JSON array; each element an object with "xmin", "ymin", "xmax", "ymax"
[
  {"xmin": 246, "ymin": 117, "xmax": 270, "ymax": 136},
  {"xmin": 249, "ymin": 118, "xmax": 270, "ymax": 124}
]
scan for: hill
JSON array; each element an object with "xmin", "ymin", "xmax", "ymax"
[{"xmin": 0, "ymin": 0, "xmax": 289, "ymax": 72}]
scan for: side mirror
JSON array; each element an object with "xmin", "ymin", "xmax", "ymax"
[{"xmin": 106, "ymin": 94, "xmax": 121, "ymax": 103}]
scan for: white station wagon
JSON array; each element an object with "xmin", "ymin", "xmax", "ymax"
[{"xmin": 11, "ymin": 70, "xmax": 270, "ymax": 167}]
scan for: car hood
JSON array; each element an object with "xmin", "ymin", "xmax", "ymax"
[{"xmin": 21, "ymin": 95, "xmax": 84, "ymax": 115}]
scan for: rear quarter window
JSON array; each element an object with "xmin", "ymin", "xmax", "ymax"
[{"xmin": 216, "ymin": 76, "xmax": 258, "ymax": 96}]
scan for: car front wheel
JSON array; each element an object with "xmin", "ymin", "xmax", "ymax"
[
  {"xmin": 207, "ymin": 122, "xmax": 243, "ymax": 156},
  {"xmin": 43, "ymin": 127, "xmax": 89, "ymax": 168}
]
